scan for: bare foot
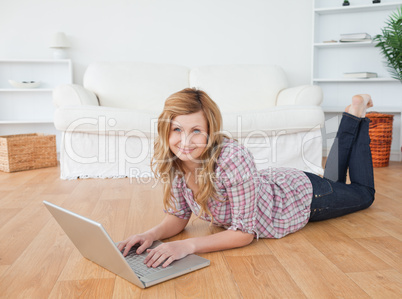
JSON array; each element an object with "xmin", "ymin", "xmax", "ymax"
[{"xmin": 345, "ymin": 94, "xmax": 373, "ymax": 118}]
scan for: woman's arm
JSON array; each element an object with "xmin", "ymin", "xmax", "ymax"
[
  {"xmin": 187, "ymin": 229, "xmax": 254, "ymax": 253},
  {"xmin": 144, "ymin": 229, "xmax": 254, "ymax": 268},
  {"xmin": 148, "ymin": 213, "xmax": 190, "ymax": 240},
  {"xmin": 118, "ymin": 214, "xmax": 190, "ymax": 256}
]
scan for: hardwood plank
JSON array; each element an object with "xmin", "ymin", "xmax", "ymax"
[
  {"xmin": 225, "ymin": 254, "xmax": 306, "ymax": 298},
  {"xmin": 90, "ymin": 198, "xmax": 132, "ymax": 241},
  {"xmin": 40, "ymin": 193, "xmax": 71, "ymax": 207},
  {"xmin": 41, "ymin": 176, "xmax": 80, "ymax": 195},
  {"xmin": 0, "ymin": 201, "xmax": 53, "ymax": 265},
  {"xmin": 174, "ymin": 251, "xmax": 242, "ymax": 299},
  {"xmin": 363, "ymin": 211, "xmax": 402, "ymax": 241},
  {"xmin": 123, "ymin": 182, "xmax": 166, "ymax": 237},
  {"xmin": 99, "ymin": 178, "xmax": 133, "ymax": 200},
  {"xmin": 0, "ymin": 208, "xmax": 21, "ymax": 228},
  {"xmin": 266, "ymin": 232, "xmax": 370, "ymax": 298},
  {"xmin": 57, "ymin": 249, "xmax": 115, "ymax": 282},
  {"xmin": 0, "ymin": 182, "xmax": 49, "ymax": 209},
  {"xmin": 374, "ymin": 178, "xmax": 402, "ymax": 199},
  {"xmin": 368, "ymin": 193, "xmax": 402, "ymax": 220},
  {"xmin": 58, "ymin": 179, "xmax": 108, "ymax": 217},
  {"xmin": 347, "ymin": 270, "xmax": 402, "ymax": 299},
  {"xmin": 0, "ymin": 265, "xmax": 10, "ymax": 278},
  {"xmin": 0, "ymin": 219, "xmax": 74, "ymax": 299},
  {"xmin": 48, "ymin": 278, "xmax": 115, "ymax": 299},
  {"xmin": 355, "ymin": 236, "xmax": 402, "ymax": 272},
  {"xmin": 301, "ymin": 221, "xmax": 391, "ymax": 273},
  {"xmin": 319, "ymin": 212, "xmax": 389, "ymax": 239},
  {"xmin": 112, "ymin": 277, "xmax": 143, "ymax": 299},
  {"xmin": 23, "ymin": 167, "xmax": 60, "ymax": 185},
  {"xmin": 112, "ymin": 275, "xmax": 176, "ymax": 299},
  {"xmin": 0, "ymin": 168, "xmax": 41, "ymax": 192}
]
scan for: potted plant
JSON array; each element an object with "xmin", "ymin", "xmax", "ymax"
[
  {"xmin": 367, "ymin": 7, "xmax": 402, "ymax": 167},
  {"xmin": 374, "ymin": 6, "xmax": 402, "ymax": 82}
]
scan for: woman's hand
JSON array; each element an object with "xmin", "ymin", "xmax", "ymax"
[
  {"xmin": 144, "ymin": 240, "xmax": 195, "ymax": 268},
  {"xmin": 117, "ymin": 214, "xmax": 190, "ymax": 258},
  {"xmin": 117, "ymin": 232, "xmax": 155, "ymax": 257}
]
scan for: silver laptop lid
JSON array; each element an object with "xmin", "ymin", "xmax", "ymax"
[{"xmin": 43, "ymin": 200, "xmax": 145, "ymax": 288}]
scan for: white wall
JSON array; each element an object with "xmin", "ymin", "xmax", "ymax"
[{"xmin": 0, "ymin": 0, "xmax": 313, "ymax": 87}]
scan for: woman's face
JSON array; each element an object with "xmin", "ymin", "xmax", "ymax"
[{"xmin": 169, "ymin": 110, "xmax": 209, "ymax": 170}]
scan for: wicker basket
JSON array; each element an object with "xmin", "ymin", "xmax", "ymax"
[
  {"xmin": 366, "ymin": 112, "xmax": 394, "ymax": 168},
  {"xmin": 0, "ymin": 133, "xmax": 57, "ymax": 173}
]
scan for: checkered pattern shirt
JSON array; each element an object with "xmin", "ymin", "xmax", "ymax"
[{"xmin": 167, "ymin": 138, "xmax": 313, "ymax": 239}]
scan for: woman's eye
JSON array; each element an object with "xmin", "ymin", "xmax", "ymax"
[
  {"xmin": 173, "ymin": 128, "xmax": 181, "ymax": 132},
  {"xmin": 193, "ymin": 129, "xmax": 201, "ymax": 133}
]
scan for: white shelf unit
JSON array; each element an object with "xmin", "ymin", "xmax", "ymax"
[
  {"xmin": 315, "ymin": 1, "xmax": 402, "ymax": 14},
  {"xmin": 314, "ymin": 78, "xmax": 398, "ymax": 82},
  {"xmin": 314, "ymin": 41, "xmax": 377, "ymax": 48},
  {"xmin": 0, "ymin": 59, "xmax": 73, "ymax": 152},
  {"xmin": 313, "ymin": 0, "xmax": 402, "ymax": 162}
]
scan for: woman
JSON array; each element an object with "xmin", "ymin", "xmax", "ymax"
[{"xmin": 117, "ymin": 88, "xmax": 375, "ymax": 269}]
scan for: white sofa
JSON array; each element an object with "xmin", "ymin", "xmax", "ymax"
[{"xmin": 53, "ymin": 62, "xmax": 324, "ymax": 179}]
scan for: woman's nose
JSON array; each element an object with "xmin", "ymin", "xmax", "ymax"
[{"xmin": 180, "ymin": 132, "xmax": 191, "ymax": 145}]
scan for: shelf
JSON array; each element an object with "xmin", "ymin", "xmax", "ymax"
[
  {"xmin": 313, "ymin": 78, "xmax": 398, "ymax": 82},
  {"xmin": 315, "ymin": 2, "xmax": 402, "ymax": 15},
  {"xmin": 0, "ymin": 59, "xmax": 73, "ymax": 88},
  {"xmin": 313, "ymin": 0, "xmax": 402, "ymax": 162},
  {"xmin": 0, "ymin": 59, "xmax": 71, "ymax": 63},
  {"xmin": 322, "ymin": 106, "xmax": 402, "ymax": 113},
  {"xmin": 314, "ymin": 41, "xmax": 377, "ymax": 48},
  {"xmin": 0, "ymin": 59, "xmax": 72, "ymax": 137},
  {"xmin": 0, "ymin": 88, "xmax": 54, "ymax": 92},
  {"xmin": 0, "ymin": 120, "xmax": 54, "ymax": 124}
]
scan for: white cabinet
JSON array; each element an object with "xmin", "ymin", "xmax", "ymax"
[
  {"xmin": 313, "ymin": 0, "xmax": 402, "ymax": 161},
  {"xmin": 0, "ymin": 59, "xmax": 72, "ymax": 152}
]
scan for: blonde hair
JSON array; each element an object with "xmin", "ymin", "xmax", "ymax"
[{"xmin": 151, "ymin": 88, "xmax": 228, "ymax": 220}]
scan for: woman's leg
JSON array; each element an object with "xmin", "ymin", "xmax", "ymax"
[
  {"xmin": 306, "ymin": 95, "xmax": 375, "ymax": 222},
  {"xmin": 324, "ymin": 94, "xmax": 373, "ymax": 183},
  {"xmin": 348, "ymin": 117, "xmax": 375, "ymax": 190},
  {"xmin": 323, "ymin": 112, "xmax": 360, "ymax": 183}
]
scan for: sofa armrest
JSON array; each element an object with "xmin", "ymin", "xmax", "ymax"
[
  {"xmin": 53, "ymin": 84, "xmax": 99, "ymax": 107},
  {"xmin": 276, "ymin": 85, "xmax": 323, "ymax": 106}
]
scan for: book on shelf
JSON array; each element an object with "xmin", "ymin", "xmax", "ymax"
[
  {"xmin": 340, "ymin": 33, "xmax": 372, "ymax": 42},
  {"xmin": 343, "ymin": 72, "xmax": 378, "ymax": 79}
]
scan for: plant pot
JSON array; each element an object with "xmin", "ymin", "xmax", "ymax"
[{"xmin": 366, "ymin": 112, "xmax": 394, "ymax": 167}]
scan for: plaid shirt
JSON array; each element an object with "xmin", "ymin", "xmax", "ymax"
[{"xmin": 167, "ymin": 138, "xmax": 313, "ymax": 239}]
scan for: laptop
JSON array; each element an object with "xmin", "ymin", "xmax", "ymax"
[{"xmin": 43, "ymin": 201, "xmax": 210, "ymax": 288}]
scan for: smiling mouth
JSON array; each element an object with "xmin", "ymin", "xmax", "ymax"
[{"xmin": 178, "ymin": 147, "xmax": 195, "ymax": 154}]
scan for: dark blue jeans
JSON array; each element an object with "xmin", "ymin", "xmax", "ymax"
[{"xmin": 305, "ymin": 112, "xmax": 375, "ymax": 222}]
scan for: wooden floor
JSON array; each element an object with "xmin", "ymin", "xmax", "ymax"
[{"xmin": 0, "ymin": 162, "xmax": 401, "ymax": 299}]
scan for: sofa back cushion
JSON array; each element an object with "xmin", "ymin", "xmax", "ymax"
[
  {"xmin": 190, "ymin": 65, "xmax": 288, "ymax": 113},
  {"xmin": 84, "ymin": 62, "xmax": 190, "ymax": 112}
]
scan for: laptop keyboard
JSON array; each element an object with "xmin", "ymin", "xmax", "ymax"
[{"xmin": 124, "ymin": 246, "xmax": 169, "ymax": 277}]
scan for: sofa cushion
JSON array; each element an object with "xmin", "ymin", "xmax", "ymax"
[
  {"xmin": 54, "ymin": 105, "xmax": 159, "ymax": 136},
  {"xmin": 222, "ymin": 105, "xmax": 324, "ymax": 137},
  {"xmin": 83, "ymin": 62, "xmax": 190, "ymax": 112},
  {"xmin": 190, "ymin": 65, "xmax": 288, "ymax": 113},
  {"xmin": 54, "ymin": 105, "xmax": 324, "ymax": 138}
]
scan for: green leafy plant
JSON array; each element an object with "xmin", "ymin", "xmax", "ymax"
[{"xmin": 374, "ymin": 7, "xmax": 402, "ymax": 82}]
